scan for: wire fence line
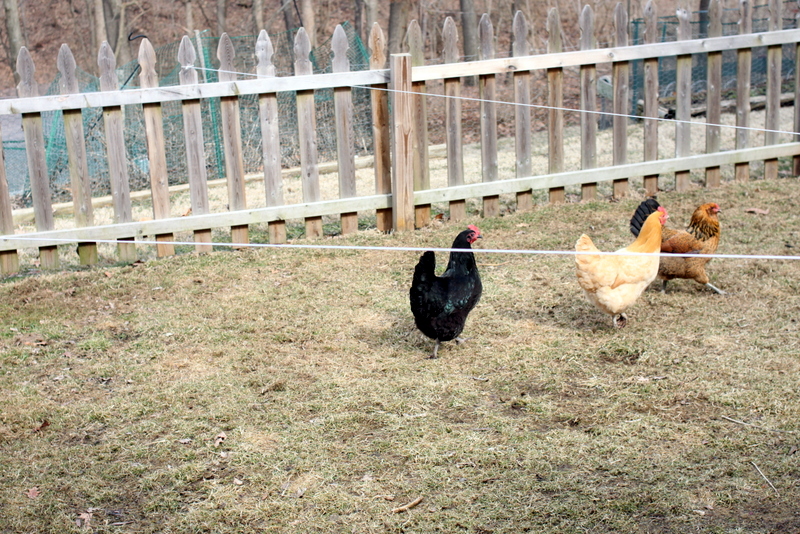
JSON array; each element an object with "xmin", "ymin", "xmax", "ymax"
[{"xmin": 3, "ymin": 235, "xmax": 797, "ymax": 262}]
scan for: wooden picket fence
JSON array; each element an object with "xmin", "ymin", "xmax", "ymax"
[{"xmin": 1, "ymin": 0, "xmax": 800, "ymax": 275}]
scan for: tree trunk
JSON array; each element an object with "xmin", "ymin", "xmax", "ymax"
[
  {"xmin": 461, "ymin": 0, "xmax": 478, "ymax": 85},
  {"xmin": 299, "ymin": 0, "xmax": 315, "ymax": 48},
  {"xmin": 365, "ymin": 0, "xmax": 378, "ymax": 36},
  {"xmin": 92, "ymin": 0, "xmax": 109, "ymax": 56},
  {"xmin": 253, "ymin": 0, "xmax": 264, "ymax": 33},
  {"xmin": 388, "ymin": 1, "xmax": 410, "ymax": 55},
  {"xmin": 354, "ymin": 0, "xmax": 363, "ymax": 44},
  {"xmin": 216, "ymin": 0, "xmax": 227, "ymax": 36},
  {"xmin": 3, "ymin": 0, "xmax": 24, "ymax": 84},
  {"xmin": 282, "ymin": 0, "xmax": 300, "ymax": 33}
]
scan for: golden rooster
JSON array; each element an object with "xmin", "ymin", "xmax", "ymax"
[
  {"xmin": 575, "ymin": 206, "xmax": 668, "ymax": 327},
  {"xmin": 630, "ymin": 199, "xmax": 724, "ymax": 294}
]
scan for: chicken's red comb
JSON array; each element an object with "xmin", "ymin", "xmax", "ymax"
[{"xmin": 467, "ymin": 224, "xmax": 481, "ymax": 234}]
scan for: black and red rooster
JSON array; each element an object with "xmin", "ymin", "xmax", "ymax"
[{"xmin": 409, "ymin": 225, "xmax": 483, "ymax": 358}]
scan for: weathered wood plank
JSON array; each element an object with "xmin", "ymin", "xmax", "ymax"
[
  {"xmin": 16, "ymin": 47, "xmax": 59, "ymax": 268},
  {"xmin": 98, "ymin": 42, "xmax": 137, "ymax": 263},
  {"xmin": 368, "ymin": 23, "xmax": 392, "ymax": 232},
  {"xmin": 256, "ymin": 30, "xmax": 287, "ymax": 243},
  {"xmin": 763, "ymin": 0, "xmax": 781, "ymax": 180},
  {"xmin": 218, "ymin": 33, "xmax": 250, "ymax": 246},
  {"xmin": 642, "ymin": 0, "xmax": 659, "ymax": 195},
  {"xmin": 547, "ymin": 8, "xmax": 565, "ymax": 204},
  {"xmin": 6, "ymin": 29, "xmax": 800, "ymax": 118},
  {"xmin": 479, "ymin": 14, "xmax": 499, "ymax": 218},
  {"xmin": 332, "ymin": 24, "xmax": 358, "ymax": 235},
  {"xmin": 178, "ymin": 36, "xmax": 212, "ymax": 253},
  {"xmin": 5, "ymin": 142, "xmax": 800, "ymax": 253},
  {"xmin": 513, "ymin": 10, "xmax": 533, "ymax": 210},
  {"xmin": 390, "ymin": 53, "xmax": 415, "ymax": 232},
  {"xmin": 138, "ymin": 38, "xmax": 175, "ymax": 257},
  {"xmin": 58, "ymin": 44, "xmax": 97, "ymax": 265},
  {"xmin": 705, "ymin": 0, "xmax": 722, "ymax": 188},
  {"xmin": 408, "ymin": 19, "xmax": 431, "ymax": 228},
  {"xmin": 579, "ymin": 5, "xmax": 598, "ymax": 201},
  {"xmin": 0, "ymin": 127, "xmax": 19, "ymax": 274},
  {"xmin": 736, "ymin": 0, "xmax": 752, "ymax": 182},
  {"xmin": 294, "ymin": 28, "xmax": 323, "ymax": 238},
  {"xmin": 795, "ymin": 17, "xmax": 800, "ymax": 176},
  {"xmin": 612, "ymin": 3, "xmax": 629, "ymax": 198},
  {"xmin": 442, "ymin": 17, "xmax": 466, "ymax": 222},
  {"xmin": 675, "ymin": 6, "xmax": 692, "ymax": 192}
]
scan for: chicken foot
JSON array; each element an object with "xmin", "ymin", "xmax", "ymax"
[
  {"xmin": 705, "ymin": 282, "xmax": 726, "ymax": 295},
  {"xmin": 612, "ymin": 313, "xmax": 628, "ymax": 328}
]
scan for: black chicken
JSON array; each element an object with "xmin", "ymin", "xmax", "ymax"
[{"xmin": 409, "ymin": 225, "xmax": 483, "ymax": 358}]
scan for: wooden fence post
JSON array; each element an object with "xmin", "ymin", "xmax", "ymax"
[
  {"xmin": 705, "ymin": 0, "xmax": 722, "ymax": 188},
  {"xmin": 256, "ymin": 29, "xmax": 287, "ymax": 243},
  {"xmin": 442, "ymin": 17, "xmax": 466, "ymax": 222},
  {"xmin": 547, "ymin": 8, "xmax": 565, "ymax": 204},
  {"xmin": 479, "ymin": 14, "xmax": 500, "ymax": 217},
  {"xmin": 294, "ymin": 28, "xmax": 324, "ymax": 238},
  {"xmin": 642, "ymin": 1, "xmax": 659, "ymax": 196},
  {"xmin": 16, "ymin": 47, "xmax": 59, "ymax": 269},
  {"xmin": 332, "ymin": 25, "xmax": 359, "ymax": 235},
  {"xmin": 612, "ymin": 3, "xmax": 629, "ymax": 198},
  {"xmin": 98, "ymin": 42, "xmax": 137, "ymax": 263},
  {"xmin": 178, "ymin": 36, "xmax": 213, "ymax": 253},
  {"xmin": 794, "ymin": 12, "xmax": 800, "ymax": 177},
  {"xmin": 675, "ymin": 6, "xmax": 692, "ymax": 192},
  {"xmin": 368, "ymin": 23, "xmax": 393, "ymax": 233},
  {"xmin": 408, "ymin": 20, "xmax": 430, "ymax": 228},
  {"xmin": 512, "ymin": 10, "xmax": 533, "ymax": 211},
  {"xmin": 764, "ymin": 0, "xmax": 782, "ymax": 180},
  {"xmin": 735, "ymin": 0, "xmax": 752, "ymax": 182},
  {"xmin": 138, "ymin": 38, "xmax": 175, "ymax": 257},
  {"xmin": 218, "ymin": 33, "xmax": 250, "ymax": 247},
  {"xmin": 579, "ymin": 5, "xmax": 598, "ymax": 200},
  {"xmin": 390, "ymin": 53, "xmax": 415, "ymax": 232},
  {"xmin": 0, "ymin": 127, "xmax": 19, "ymax": 274},
  {"xmin": 58, "ymin": 44, "xmax": 97, "ymax": 266}
]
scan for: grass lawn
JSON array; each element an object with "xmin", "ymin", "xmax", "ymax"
[{"xmin": 1, "ymin": 176, "xmax": 799, "ymax": 533}]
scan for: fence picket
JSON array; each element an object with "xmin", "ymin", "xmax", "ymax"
[
  {"xmin": 16, "ymin": 47, "xmax": 59, "ymax": 268},
  {"xmin": 479, "ymin": 14, "xmax": 500, "ymax": 217},
  {"xmin": 736, "ymin": 0, "xmax": 753, "ymax": 182},
  {"xmin": 642, "ymin": 1, "xmax": 659, "ymax": 195},
  {"xmin": 512, "ymin": 11, "xmax": 533, "ymax": 210},
  {"xmin": 178, "ymin": 36, "xmax": 212, "ymax": 253},
  {"xmin": 705, "ymin": 0, "xmax": 722, "ymax": 188},
  {"xmin": 442, "ymin": 17, "xmax": 466, "ymax": 222},
  {"xmin": 612, "ymin": 4, "xmax": 629, "ymax": 198},
  {"xmin": 332, "ymin": 25, "xmax": 359, "ymax": 235},
  {"xmin": 217, "ymin": 33, "xmax": 250, "ymax": 246},
  {"xmin": 764, "ymin": 0, "xmax": 782, "ymax": 180},
  {"xmin": 408, "ymin": 20, "xmax": 431, "ymax": 228},
  {"xmin": 368, "ymin": 23, "xmax": 392, "ymax": 232},
  {"xmin": 0, "ymin": 128, "xmax": 19, "ymax": 274},
  {"xmin": 795, "ymin": 13, "xmax": 800, "ymax": 176},
  {"xmin": 256, "ymin": 30, "xmax": 287, "ymax": 243},
  {"xmin": 98, "ymin": 42, "xmax": 137, "ymax": 263},
  {"xmin": 579, "ymin": 5, "xmax": 598, "ymax": 200},
  {"xmin": 547, "ymin": 8, "xmax": 565, "ymax": 204},
  {"xmin": 675, "ymin": 7, "xmax": 692, "ymax": 192},
  {"xmin": 138, "ymin": 38, "xmax": 175, "ymax": 257},
  {"xmin": 294, "ymin": 28, "xmax": 323, "ymax": 238}
]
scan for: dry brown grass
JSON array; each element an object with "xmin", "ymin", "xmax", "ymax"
[{"xmin": 1, "ymin": 172, "xmax": 799, "ymax": 533}]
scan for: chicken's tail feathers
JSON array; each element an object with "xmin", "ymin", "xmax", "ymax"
[
  {"xmin": 412, "ymin": 250, "xmax": 436, "ymax": 286},
  {"xmin": 630, "ymin": 198, "xmax": 661, "ymax": 237}
]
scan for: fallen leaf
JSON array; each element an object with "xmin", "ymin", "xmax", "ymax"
[
  {"xmin": 33, "ymin": 420, "xmax": 50, "ymax": 433},
  {"xmin": 182, "ymin": 207, "xmax": 193, "ymax": 217},
  {"xmin": 214, "ymin": 432, "xmax": 227, "ymax": 447},
  {"xmin": 104, "ymin": 271, "xmax": 113, "ymax": 278},
  {"xmin": 25, "ymin": 487, "xmax": 40, "ymax": 499},
  {"xmin": 233, "ymin": 478, "xmax": 244, "ymax": 485},
  {"xmin": 744, "ymin": 208, "xmax": 769, "ymax": 215},
  {"xmin": 76, "ymin": 511, "xmax": 92, "ymax": 528},
  {"xmin": 178, "ymin": 438, "xmax": 192, "ymax": 444}
]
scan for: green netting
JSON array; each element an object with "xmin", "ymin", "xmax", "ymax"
[{"xmin": 5, "ymin": 22, "xmax": 371, "ymax": 207}]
